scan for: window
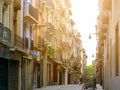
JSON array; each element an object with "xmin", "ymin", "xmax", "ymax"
[
  {"xmin": 115, "ymin": 22, "xmax": 119, "ymax": 76},
  {"xmin": 0, "ymin": 3, "xmax": 9, "ymax": 27},
  {"xmin": 25, "ymin": 37, "xmax": 28, "ymax": 49},
  {"xmin": 0, "ymin": 6, "xmax": 2, "ymax": 23},
  {"xmin": 3, "ymin": 6, "xmax": 9, "ymax": 27},
  {"xmin": 4, "ymin": 8, "xmax": 9, "ymax": 27}
]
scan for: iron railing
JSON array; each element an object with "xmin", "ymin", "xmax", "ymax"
[
  {"xmin": 2, "ymin": 26, "xmax": 11, "ymax": 43},
  {"xmin": 30, "ymin": 39, "xmax": 33, "ymax": 50},
  {"xmin": 38, "ymin": 36, "xmax": 44, "ymax": 48},
  {"xmin": 0, "ymin": 23, "xmax": 34, "ymax": 51},
  {"xmin": 14, "ymin": 34, "xmax": 23, "ymax": 49},
  {"xmin": 24, "ymin": 37, "xmax": 28, "ymax": 49},
  {"xmin": 0, "ymin": 23, "xmax": 3, "ymax": 38}
]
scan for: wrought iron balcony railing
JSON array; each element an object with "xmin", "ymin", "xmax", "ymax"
[
  {"xmin": 24, "ymin": 37, "xmax": 28, "ymax": 49},
  {"xmin": 14, "ymin": 36, "xmax": 34, "ymax": 50},
  {"xmin": 30, "ymin": 39, "xmax": 33, "ymax": 50},
  {"xmin": 0, "ymin": 23, "xmax": 3, "ymax": 38},
  {"xmin": 38, "ymin": 36, "xmax": 44, "ymax": 48},
  {"xmin": 60, "ymin": 41, "xmax": 70, "ymax": 49},
  {"xmin": 99, "ymin": 11, "xmax": 109, "ymax": 24},
  {"xmin": 2, "ymin": 26, "xmax": 11, "ymax": 43},
  {"xmin": 14, "ymin": 34, "xmax": 23, "ymax": 49},
  {"xmin": 0, "ymin": 24, "xmax": 34, "ymax": 51}
]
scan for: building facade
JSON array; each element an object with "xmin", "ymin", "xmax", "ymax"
[
  {"xmin": 0, "ymin": 0, "xmax": 86, "ymax": 90},
  {"xmin": 96, "ymin": 0, "xmax": 120, "ymax": 90}
]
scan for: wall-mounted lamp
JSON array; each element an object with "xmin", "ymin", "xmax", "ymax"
[
  {"xmin": 89, "ymin": 34, "xmax": 92, "ymax": 39},
  {"xmin": 88, "ymin": 33, "xmax": 98, "ymax": 39}
]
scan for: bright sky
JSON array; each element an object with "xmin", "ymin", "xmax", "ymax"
[{"xmin": 70, "ymin": 0, "xmax": 99, "ymax": 65}]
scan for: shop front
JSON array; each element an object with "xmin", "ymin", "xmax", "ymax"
[{"xmin": 0, "ymin": 43, "xmax": 10, "ymax": 90}]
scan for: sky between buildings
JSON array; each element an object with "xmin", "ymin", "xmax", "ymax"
[{"xmin": 70, "ymin": 0, "xmax": 99, "ymax": 65}]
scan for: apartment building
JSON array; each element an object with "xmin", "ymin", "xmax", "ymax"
[
  {"xmin": 0, "ymin": 0, "xmax": 25, "ymax": 90},
  {"xmin": 96, "ymin": 0, "xmax": 120, "ymax": 90},
  {"xmin": 0, "ymin": 0, "xmax": 85, "ymax": 90}
]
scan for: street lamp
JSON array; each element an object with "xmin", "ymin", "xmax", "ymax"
[{"xmin": 88, "ymin": 33, "xmax": 97, "ymax": 39}]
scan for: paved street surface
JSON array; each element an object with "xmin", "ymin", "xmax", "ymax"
[
  {"xmin": 34, "ymin": 84, "xmax": 83, "ymax": 90},
  {"xmin": 34, "ymin": 84, "xmax": 103, "ymax": 90},
  {"xmin": 96, "ymin": 84, "xmax": 103, "ymax": 90},
  {"xmin": 86, "ymin": 84, "xmax": 103, "ymax": 90},
  {"xmin": 87, "ymin": 87, "xmax": 95, "ymax": 90}
]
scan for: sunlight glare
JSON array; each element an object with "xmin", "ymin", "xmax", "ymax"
[{"xmin": 70, "ymin": 0, "xmax": 99, "ymax": 65}]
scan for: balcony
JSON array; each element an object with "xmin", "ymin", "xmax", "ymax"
[
  {"xmin": 98, "ymin": 31, "xmax": 106, "ymax": 43},
  {"xmin": 24, "ymin": 1, "xmax": 38, "ymax": 24},
  {"xmin": 100, "ymin": 33, "xmax": 106, "ymax": 40},
  {"xmin": 47, "ymin": 46, "xmax": 54, "ymax": 58},
  {"xmin": 2, "ymin": 26, "xmax": 11, "ymax": 43},
  {"xmin": 38, "ymin": 36, "xmax": 44, "ymax": 49},
  {"xmin": 46, "ymin": 22, "xmax": 55, "ymax": 35},
  {"xmin": 0, "ymin": 23, "xmax": 3, "ymax": 38},
  {"xmin": 14, "ymin": 0, "xmax": 21, "ymax": 10},
  {"xmin": 14, "ymin": 34, "xmax": 23, "ymax": 49},
  {"xmin": 100, "ymin": 11, "xmax": 109, "ymax": 24},
  {"xmin": 101, "ymin": 16, "xmax": 109, "ymax": 24},
  {"xmin": 101, "ymin": 24, "xmax": 108, "ymax": 33},
  {"xmin": 30, "ymin": 40, "xmax": 33, "ymax": 50},
  {"xmin": 24, "ymin": 37, "xmax": 28, "ymax": 49},
  {"xmin": 0, "ymin": 25, "xmax": 12, "ymax": 46},
  {"xmin": 60, "ymin": 41, "xmax": 70, "ymax": 49},
  {"xmin": 97, "ymin": 20, "xmax": 108, "ymax": 33}
]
